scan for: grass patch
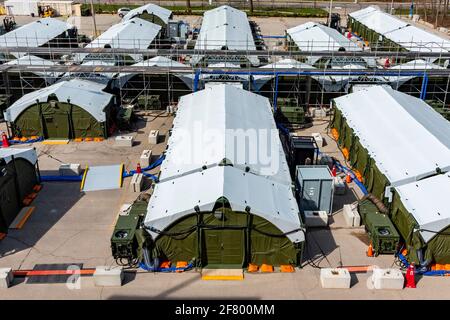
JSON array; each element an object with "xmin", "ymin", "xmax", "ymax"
[{"xmin": 80, "ymin": 4, "xmax": 327, "ymax": 18}]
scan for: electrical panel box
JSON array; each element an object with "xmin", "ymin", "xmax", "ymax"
[
  {"xmin": 358, "ymin": 199, "xmax": 400, "ymax": 255},
  {"xmin": 296, "ymin": 165, "xmax": 334, "ymax": 215}
]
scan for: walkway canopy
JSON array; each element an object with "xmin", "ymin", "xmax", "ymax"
[
  {"xmin": 144, "ymin": 84, "xmax": 303, "ymax": 267},
  {"xmin": 192, "ymin": 5, "xmax": 259, "ymax": 66}
]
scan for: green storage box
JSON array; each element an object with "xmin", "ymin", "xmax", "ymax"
[
  {"xmin": 137, "ymin": 95, "xmax": 162, "ymax": 110},
  {"xmin": 358, "ymin": 199, "xmax": 400, "ymax": 255}
]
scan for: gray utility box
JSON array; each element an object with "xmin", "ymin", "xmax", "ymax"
[{"xmin": 296, "ymin": 165, "xmax": 334, "ymax": 215}]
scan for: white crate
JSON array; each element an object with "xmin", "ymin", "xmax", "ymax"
[
  {"xmin": 304, "ymin": 210, "xmax": 328, "ymax": 227},
  {"xmin": 311, "ymin": 132, "xmax": 324, "ymax": 147},
  {"xmin": 130, "ymin": 173, "xmax": 144, "ymax": 193},
  {"xmin": 148, "ymin": 130, "xmax": 159, "ymax": 144},
  {"xmin": 94, "ymin": 266, "xmax": 124, "ymax": 287},
  {"xmin": 0, "ymin": 268, "xmax": 13, "ymax": 289},
  {"xmin": 140, "ymin": 149, "xmax": 152, "ymax": 167},
  {"xmin": 371, "ymin": 268, "xmax": 404, "ymax": 290},
  {"xmin": 320, "ymin": 268, "xmax": 351, "ymax": 289},
  {"xmin": 333, "ymin": 176, "xmax": 346, "ymax": 195},
  {"xmin": 115, "ymin": 135, "xmax": 134, "ymax": 147},
  {"xmin": 59, "ymin": 163, "xmax": 81, "ymax": 176}
]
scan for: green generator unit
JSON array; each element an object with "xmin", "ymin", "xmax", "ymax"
[
  {"xmin": 111, "ymin": 200, "xmax": 148, "ymax": 263},
  {"xmin": 275, "ymin": 98, "xmax": 305, "ymax": 125},
  {"xmin": 358, "ymin": 199, "xmax": 400, "ymax": 255},
  {"xmin": 137, "ymin": 95, "xmax": 162, "ymax": 110}
]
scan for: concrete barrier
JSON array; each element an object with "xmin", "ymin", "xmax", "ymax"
[
  {"xmin": 0, "ymin": 268, "xmax": 13, "ymax": 289},
  {"xmin": 148, "ymin": 130, "xmax": 159, "ymax": 144},
  {"xmin": 140, "ymin": 149, "xmax": 152, "ymax": 167},
  {"xmin": 115, "ymin": 136, "xmax": 134, "ymax": 147},
  {"xmin": 320, "ymin": 268, "xmax": 351, "ymax": 289},
  {"xmin": 371, "ymin": 268, "xmax": 404, "ymax": 290},
  {"xmin": 304, "ymin": 210, "xmax": 328, "ymax": 227},
  {"xmin": 94, "ymin": 266, "xmax": 124, "ymax": 287},
  {"xmin": 130, "ymin": 173, "xmax": 144, "ymax": 193}
]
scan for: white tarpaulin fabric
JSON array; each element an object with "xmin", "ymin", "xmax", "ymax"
[
  {"xmin": 0, "ymin": 147, "xmax": 37, "ymax": 165},
  {"xmin": 394, "ymin": 174, "xmax": 450, "ymax": 243},
  {"xmin": 4, "ymin": 78, "xmax": 113, "ymax": 122},
  {"xmin": 333, "ymin": 86, "xmax": 450, "ymax": 186},
  {"xmin": 159, "ymin": 83, "xmax": 291, "ymax": 185}
]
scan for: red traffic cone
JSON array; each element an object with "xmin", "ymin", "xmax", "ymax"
[
  {"xmin": 136, "ymin": 163, "xmax": 142, "ymax": 174},
  {"xmin": 405, "ymin": 263, "xmax": 416, "ymax": 288},
  {"xmin": 331, "ymin": 165, "xmax": 337, "ymax": 177},
  {"xmin": 1, "ymin": 132, "xmax": 10, "ymax": 148},
  {"xmin": 367, "ymin": 243, "xmax": 374, "ymax": 257}
]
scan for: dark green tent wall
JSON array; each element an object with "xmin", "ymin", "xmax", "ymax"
[
  {"xmin": 151, "ymin": 208, "xmax": 302, "ymax": 268},
  {"xmin": 12, "ymin": 100, "xmax": 109, "ymax": 139}
]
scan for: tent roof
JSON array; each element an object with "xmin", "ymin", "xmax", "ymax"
[
  {"xmin": 395, "ymin": 173, "xmax": 450, "ymax": 243},
  {"xmin": 349, "ymin": 7, "xmax": 408, "ymax": 34},
  {"xmin": 333, "ymin": 86, "xmax": 450, "ymax": 186},
  {"xmin": 349, "ymin": 6, "xmax": 449, "ymax": 53},
  {"xmin": 287, "ymin": 22, "xmax": 361, "ymax": 52},
  {"xmin": 0, "ymin": 147, "xmax": 37, "ymax": 165},
  {"xmin": 193, "ymin": 5, "xmax": 259, "ymax": 65},
  {"xmin": 144, "ymin": 165, "xmax": 304, "ymax": 243},
  {"xmin": 5, "ymin": 54, "xmax": 63, "ymax": 82},
  {"xmin": 78, "ymin": 18, "xmax": 161, "ymax": 62},
  {"xmin": 0, "ymin": 18, "xmax": 73, "ymax": 48},
  {"xmin": 384, "ymin": 25, "xmax": 450, "ymax": 53},
  {"xmin": 159, "ymin": 83, "xmax": 292, "ymax": 185},
  {"xmin": 4, "ymin": 79, "xmax": 113, "ymax": 122},
  {"xmin": 122, "ymin": 3, "xmax": 172, "ymax": 24}
]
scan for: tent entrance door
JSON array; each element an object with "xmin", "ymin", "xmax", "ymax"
[
  {"xmin": 202, "ymin": 229, "xmax": 245, "ymax": 268},
  {"xmin": 43, "ymin": 112, "xmax": 70, "ymax": 139}
]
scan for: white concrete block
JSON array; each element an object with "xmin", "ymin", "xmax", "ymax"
[
  {"xmin": 343, "ymin": 204, "xmax": 356, "ymax": 227},
  {"xmin": 313, "ymin": 108, "xmax": 327, "ymax": 118},
  {"xmin": 148, "ymin": 130, "xmax": 159, "ymax": 144},
  {"xmin": 59, "ymin": 163, "xmax": 81, "ymax": 176},
  {"xmin": 353, "ymin": 209, "xmax": 361, "ymax": 227},
  {"xmin": 115, "ymin": 135, "xmax": 134, "ymax": 147},
  {"xmin": 0, "ymin": 268, "xmax": 13, "ymax": 289},
  {"xmin": 140, "ymin": 149, "xmax": 152, "ymax": 167},
  {"xmin": 304, "ymin": 210, "xmax": 328, "ymax": 227},
  {"xmin": 94, "ymin": 266, "xmax": 124, "ymax": 287},
  {"xmin": 311, "ymin": 132, "xmax": 324, "ymax": 147},
  {"xmin": 130, "ymin": 173, "xmax": 144, "ymax": 193},
  {"xmin": 371, "ymin": 268, "xmax": 404, "ymax": 290},
  {"xmin": 320, "ymin": 268, "xmax": 351, "ymax": 289},
  {"xmin": 333, "ymin": 176, "xmax": 346, "ymax": 195}
]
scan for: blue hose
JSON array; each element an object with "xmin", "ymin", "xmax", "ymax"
[
  {"xmin": 40, "ymin": 175, "xmax": 83, "ymax": 182},
  {"xmin": 397, "ymin": 253, "xmax": 450, "ymax": 276},
  {"xmin": 139, "ymin": 262, "xmax": 193, "ymax": 272}
]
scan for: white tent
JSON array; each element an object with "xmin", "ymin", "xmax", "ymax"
[
  {"xmin": 4, "ymin": 78, "xmax": 113, "ymax": 122},
  {"xmin": 333, "ymin": 86, "xmax": 450, "ymax": 189},
  {"xmin": 122, "ymin": 3, "xmax": 172, "ymax": 24},
  {"xmin": 144, "ymin": 84, "xmax": 303, "ymax": 243},
  {"xmin": 192, "ymin": 5, "xmax": 259, "ymax": 66},
  {"xmin": 394, "ymin": 174, "xmax": 450, "ymax": 243}
]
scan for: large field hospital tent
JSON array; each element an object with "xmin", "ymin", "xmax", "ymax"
[
  {"xmin": 332, "ymin": 86, "xmax": 450, "ymax": 264},
  {"xmin": 192, "ymin": 5, "xmax": 259, "ymax": 66},
  {"xmin": 0, "ymin": 148, "xmax": 39, "ymax": 233},
  {"xmin": 0, "ymin": 18, "xmax": 76, "ymax": 60},
  {"xmin": 4, "ymin": 79, "xmax": 116, "ymax": 139},
  {"xmin": 144, "ymin": 84, "xmax": 304, "ymax": 267},
  {"xmin": 122, "ymin": 3, "xmax": 172, "ymax": 27},
  {"xmin": 348, "ymin": 6, "xmax": 450, "ymax": 54},
  {"xmin": 77, "ymin": 18, "xmax": 162, "ymax": 64},
  {"xmin": 286, "ymin": 22, "xmax": 362, "ymax": 66}
]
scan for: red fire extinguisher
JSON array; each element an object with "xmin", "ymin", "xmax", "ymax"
[
  {"xmin": 331, "ymin": 165, "xmax": 337, "ymax": 177},
  {"xmin": 1, "ymin": 132, "xmax": 10, "ymax": 148},
  {"xmin": 405, "ymin": 263, "xmax": 416, "ymax": 288},
  {"xmin": 136, "ymin": 163, "xmax": 142, "ymax": 174}
]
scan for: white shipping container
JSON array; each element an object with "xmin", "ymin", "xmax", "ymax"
[{"xmin": 5, "ymin": 0, "xmax": 39, "ymax": 16}]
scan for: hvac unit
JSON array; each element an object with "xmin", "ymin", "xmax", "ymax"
[
  {"xmin": 358, "ymin": 199, "xmax": 400, "ymax": 255},
  {"xmin": 296, "ymin": 165, "xmax": 334, "ymax": 215}
]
